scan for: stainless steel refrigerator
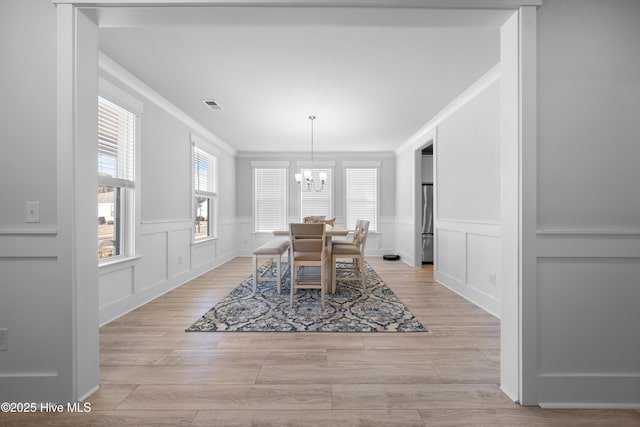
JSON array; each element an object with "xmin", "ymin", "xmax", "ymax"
[{"xmin": 421, "ymin": 184, "xmax": 434, "ymax": 263}]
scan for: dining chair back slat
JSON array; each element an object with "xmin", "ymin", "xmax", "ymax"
[
  {"xmin": 331, "ymin": 220, "xmax": 370, "ymax": 292},
  {"xmin": 289, "ymin": 223, "xmax": 327, "ymax": 309}
]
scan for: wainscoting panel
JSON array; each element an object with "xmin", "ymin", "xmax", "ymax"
[
  {"xmin": 436, "ymin": 228, "xmax": 466, "ymax": 283},
  {"xmin": 467, "ymin": 233, "xmax": 501, "ymax": 301},
  {"xmin": 394, "ymin": 216, "xmax": 415, "ymax": 265},
  {"xmin": 535, "ymin": 231, "xmax": 640, "ymax": 408},
  {"xmin": 0, "ymin": 254, "xmax": 64, "ymax": 402},
  {"xmin": 235, "ymin": 216, "xmax": 254, "ymax": 257},
  {"xmin": 434, "ymin": 221, "xmax": 502, "ymax": 317},
  {"xmin": 537, "ymin": 257, "xmax": 640, "ymax": 372},
  {"xmin": 191, "ymin": 238, "xmax": 217, "ymax": 269},
  {"xmin": 136, "ymin": 231, "xmax": 169, "ymax": 292},
  {"xmin": 168, "ymin": 228, "xmax": 192, "ymax": 278},
  {"xmin": 98, "ymin": 218, "xmax": 236, "ymax": 325},
  {"xmin": 364, "ymin": 216, "xmax": 395, "ymax": 257},
  {"xmin": 98, "ymin": 265, "xmax": 133, "ymax": 310},
  {"xmin": 0, "ymin": 230, "xmax": 58, "ymax": 260},
  {"xmin": 214, "ymin": 218, "xmax": 238, "ymax": 261},
  {"xmin": 0, "ymin": 373, "xmax": 59, "ymax": 404}
]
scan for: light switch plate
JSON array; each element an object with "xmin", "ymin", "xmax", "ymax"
[
  {"xmin": 26, "ymin": 201, "xmax": 40, "ymax": 223},
  {"xmin": 0, "ymin": 329, "xmax": 8, "ymax": 351}
]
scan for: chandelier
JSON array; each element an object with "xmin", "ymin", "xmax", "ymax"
[{"xmin": 295, "ymin": 115, "xmax": 327, "ymax": 192}]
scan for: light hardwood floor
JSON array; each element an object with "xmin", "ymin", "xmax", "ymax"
[{"xmin": 2, "ymin": 257, "xmax": 639, "ymax": 426}]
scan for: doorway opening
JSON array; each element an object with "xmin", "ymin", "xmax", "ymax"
[{"xmin": 58, "ymin": 2, "xmax": 535, "ymax": 405}]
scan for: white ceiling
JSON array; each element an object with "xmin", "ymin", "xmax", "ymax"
[{"xmin": 96, "ymin": 6, "xmax": 510, "ymax": 153}]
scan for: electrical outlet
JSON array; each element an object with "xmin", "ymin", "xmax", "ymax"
[
  {"xmin": 489, "ymin": 272, "xmax": 496, "ymax": 286},
  {"xmin": 177, "ymin": 256, "xmax": 183, "ymax": 265},
  {"xmin": 0, "ymin": 329, "xmax": 8, "ymax": 351}
]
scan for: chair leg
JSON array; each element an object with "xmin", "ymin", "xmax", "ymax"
[
  {"xmin": 359, "ymin": 255, "xmax": 365, "ymax": 286},
  {"xmin": 332, "ymin": 254, "xmax": 337, "ymax": 294},
  {"xmin": 252, "ymin": 254, "xmax": 258, "ymax": 294},
  {"xmin": 321, "ymin": 270, "xmax": 325, "ymax": 309},
  {"xmin": 276, "ymin": 254, "xmax": 282, "ymax": 294},
  {"xmin": 290, "ymin": 264, "xmax": 296, "ymax": 308}
]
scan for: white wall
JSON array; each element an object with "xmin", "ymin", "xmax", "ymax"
[
  {"xmin": 533, "ymin": 0, "xmax": 640, "ymax": 408},
  {"xmin": 235, "ymin": 153, "xmax": 396, "ymax": 257},
  {"xmin": 97, "ymin": 59, "xmax": 238, "ymax": 326},
  {"xmin": 0, "ymin": 0, "xmax": 77, "ymax": 403},
  {"xmin": 394, "ymin": 148, "xmax": 418, "ymax": 264},
  {"xmin": 434, "ymin": 79, "xmax": 502, "ymax": 317},
  {"xmin": 4, "ymin": 0, "xmax": 639, "ymax": 409}
]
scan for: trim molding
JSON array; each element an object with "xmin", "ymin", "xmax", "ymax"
[
  {"xmin": 394, "ymin": 216, "xmax": 413, "ymax": 226},
  {"xmin": 55, "ymin": 0, "xmax": 542, "ymax": 7},
  {"xmin": 342, "ymin": 160, "xmax": 381, "ymax": 167},
  {"xmin": 78, "ymin": 385, "xmax": 100, "ymax": 402},
  {"xmin": 99, "ymin": 251, "xmax": 235, "ymax": 326},
  {"xmin": 0, "ymin": 229, "xmax": 58, "ymax": 236},
  {"xmin": 251, "ymin": 161, "xmax": 290, "ymax": 167},
  {"xmin": 238, "ymin": 151, "xmax": 395, "ymax": 158},
  {"xmin": 396, "ymin": 63, "xmax": 501, "ymax": 155},
  {"xmin": 435, "ymin": 270, "xmax": 501, "ymax": 318},
  {"xmin": 537, "ymin": 374, "xmax": 640, "ymax": 409},
  {"xmin": 140, "ymin": 218, "xmax": 192, "ymax": 224},
  {"xmin": 98, "ymin": 52, "xmax": 236, "ymax": 156},
  {"xmin": 538, "ymin": 229, "xmax": 640, "ymax": 236},
  {"xmin": 0, "ymin": 372, "xmax": 59, "ymax": 378},
  {"xmin": 0, "ymin": 256, "xmax": 58, "ymax": 261}
]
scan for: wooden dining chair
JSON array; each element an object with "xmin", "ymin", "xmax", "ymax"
[
  {"xmin": 331, "ymin": 220, "xmax": 370, "ymax": 293},
  {"xmin": 333, "ymin": 219, "xmax": 363, "ymax": 246},
  {"xmin": 289, "ymin": 222, "xmax": 327, "ymax": 309}
]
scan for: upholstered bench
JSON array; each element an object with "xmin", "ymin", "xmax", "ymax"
[{"xmin": 252, "ymin": 239, "xmax": 290, "ymax": 294}]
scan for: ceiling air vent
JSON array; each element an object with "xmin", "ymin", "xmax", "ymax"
[{"xmin": 202, "ymin": 99, "xmax": 222, "ymax": 111}]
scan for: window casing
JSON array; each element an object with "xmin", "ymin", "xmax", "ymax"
[
  {"xmin": 254, "ymin": 167, "xmax": 288, "ymax": 232},
  {"xmin": 98, "ymin": 96, "xmax": 136, "ymax": 261},
  {"xmin": 345, "ymin": 167, "xmax": 378, "ymax": 232},
  {"xmin": 300, "ymin": 168, "xmax": 333, "ymax": 221},
  {"xmin": 193, "ymin": 145, "xmax": 217, "ymax": 240}
]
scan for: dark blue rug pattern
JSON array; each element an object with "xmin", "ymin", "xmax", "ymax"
[{"xmin": 186, "ymin": 262, "xmax": 427, "ymax": 332}]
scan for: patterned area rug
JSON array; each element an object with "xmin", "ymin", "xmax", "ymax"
[{"xmin": 186, "ymin": 262, "xmax": 427, "ymax": 332}]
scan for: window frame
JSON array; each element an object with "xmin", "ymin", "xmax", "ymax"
[
  {"xmin": 252, "ymin": 161, "xmax": 290, "ymax": 233},
  {"xmin": 191, "ymin": 134, "xmax": 218, "ymax": 242},
  {"xmin": 343, "ymin": 161, "xmax": 381, "ymax": 233},
  {"xmin": 98, "ymin": 79, "xmax": 142, "ymax": 265}
]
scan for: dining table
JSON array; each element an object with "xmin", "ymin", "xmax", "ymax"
[{"xmin": 273, "ymin": 226, "xmax": 348, "ymax": 294}]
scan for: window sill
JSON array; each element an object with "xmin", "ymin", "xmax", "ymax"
[
  {"xmin": 192, "ymin": 236, "xmax": 218, "ymax": 246},
  {"xmin": 98, "ymin": 255, "xmax": 142, "ymax": 274}
]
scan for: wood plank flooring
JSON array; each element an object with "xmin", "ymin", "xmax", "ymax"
[{"xmin": 2, "ymin": 257, "xmax": 639, "ymax": 426}]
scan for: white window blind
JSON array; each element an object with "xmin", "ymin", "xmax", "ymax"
[
  {"xmin": 346, "ymin": 168, "xmax": 377, "ymax": 232},
  {"xmin": 193, "ymin": 146, "xmax": 215, "ymax": 195},
  {"xmin": 255, "ymin": 168, "xmax": 287, "ymax": 232},
  {"xmin": 300, "ymin": 168, "xmax": 332, "ymax": 220},
  {"xmin": 98, "ymin": 97, "xmax": 135, "ymax": 188}
]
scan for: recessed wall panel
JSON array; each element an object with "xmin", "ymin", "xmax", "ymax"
[
  {"xmin": 98, "ymin": 266, "xmax": 133, "ymax": 309},
  {"xmin": 467, "ymin": 233, "xmax": 501, "ymax": 300},
  {"xmin": 436, "ymin": 229, "xmax": 465, "ymax": 282},
  {"xmin": 537, "ymin": 258, "xmax": 640, "ymax": 374},
  {"xmin": 137, "ymin": 232, "xmax": 168, "ymax": 291}
]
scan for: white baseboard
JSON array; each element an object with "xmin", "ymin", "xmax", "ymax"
[
  {"xmin": 78, "ymin": 384, "xmax": 100, "ymax": 402},
  {"xmin": 99, "ymin": 252, "xmax": 235, "ymax": 326},
  {"xmin": 537, "ymin": 374, "xmax": 640, "ymax": 408}
]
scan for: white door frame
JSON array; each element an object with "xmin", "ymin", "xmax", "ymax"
[{"xmin": 55, "ymin": 0, "xmax": 539, "ymax": 405}]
